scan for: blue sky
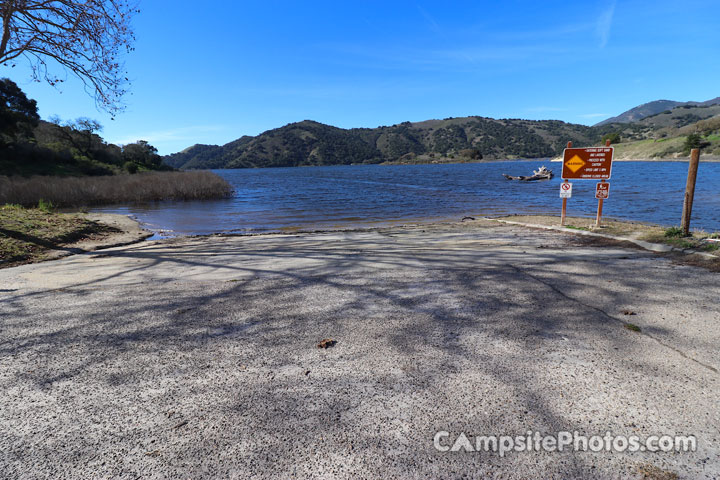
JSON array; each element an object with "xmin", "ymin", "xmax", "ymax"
[{"xmin": 6, "ymin": 0, "xmax": 720, "ymax": 155}]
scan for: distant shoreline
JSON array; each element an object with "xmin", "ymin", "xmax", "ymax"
[
  {"xmin": 381, "ymin": 156, "xmax": 720, "ymax": 166},
  {"xmin": 611, "ymin": 156, "xmax": 720, "ymax": 162},
  {"xmin": 177, "ymin": 156, "xmax": 720, "ymax": 170}
]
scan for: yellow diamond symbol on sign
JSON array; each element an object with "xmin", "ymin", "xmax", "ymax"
[{"xmin": 565, "ymin": 155, "xmax": 585, "ymax": 173}]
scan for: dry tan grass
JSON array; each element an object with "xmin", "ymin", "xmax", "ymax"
[{"xmin": 0, "ymin": 171, "xmax": 233, "ymax": 207}]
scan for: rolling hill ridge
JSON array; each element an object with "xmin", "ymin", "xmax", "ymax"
[
  {"xmin": 164, "ymin": 117, "xmax": 616, "ymax": 169},
  {"xmin": 595, "ymin": 97, "xmax": 720, "ymax": 126},
  {"xmin": 164, "ymin": 100, "xmax": 720, "ymax": 169}
]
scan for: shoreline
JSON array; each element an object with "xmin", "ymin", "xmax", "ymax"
[
  {"xmin": 552, "ymin": 156, "xmax": 720, "ymax": 163},
  {"xmin": 127, "ymin": 213, "xmax": 720, "ymax": 265},
  {"xmin": 211, "ymin": 156, "xmax": 720, "ymax": 169},
  {"xmin": 5, "ymin": 211, "xmax": 717, "ymax": 271}
]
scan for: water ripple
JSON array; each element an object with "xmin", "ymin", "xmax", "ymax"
[{"xmin": 93, "ymin": 161, "xmax": 720, "ymax": 236}]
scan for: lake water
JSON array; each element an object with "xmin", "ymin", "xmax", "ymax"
[{"xmin": 93, "ymin": 161, "xmax": 720, "ymax": 236}]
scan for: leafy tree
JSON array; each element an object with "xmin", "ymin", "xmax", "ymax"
[
  {"xmin": 68, "ymin": 118, "xmax": 104, "ymax": 155},
  {"xmin": 601, "ymin": 132, "xmax": 621, "ymax": 145},
  {"xmin": 0, "ymin": 78, "xmax": 171, "ymax": 176},
  {"xmin": 683, "ymin": 133, "xmax": 710, "ymax": 154},
  {"xmin": 0, "ymin": 77, "xmax": 39, "ymax": 145},
  {"xmin": 0, "ymin": 1, "xmax": 138, "ymax": 114},
  {"xmin": 46, "ymin": 116, "xmax": 105, "ymax": 156},
  {"xmin": 431, "ymin": 125, "xmax": 469, "ymax": 153},
  {"xmin": 459, "ymin": 148, "xmax": 482, "ymax": 160},
  {"xmin": 122, "ymin": 140, "xmax": 161, "ymax": 168}
]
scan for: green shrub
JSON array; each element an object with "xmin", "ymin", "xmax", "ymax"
[
  {"xmin": 683, "ymin": 133, "xmax": 710, "ymax": 154},
  {"xmin": 124, "ymin": 161, "xmax": 138, "ymax": 174},
  {"xmin": 2, "ymin": 203, "xmax": 24, "ymax": 210},
  {"xmin": 37, "ymin": 199, "xmax": 54, "ymax": 213},
  {"xmin": 664, "ymin": 226, "xmax": 687, "ymax": 238},
  {"xmin": 601, "ymin": 132, "xmax": 622, "ymax": 145},
  {"xmin": 459, "ymin": 148, "xmax": 482, "ymax": 159}
]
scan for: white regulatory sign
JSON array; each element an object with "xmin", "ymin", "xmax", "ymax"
[{"xmin": 560, "ymin": 182, "xmax": 572, "ymax": 198}]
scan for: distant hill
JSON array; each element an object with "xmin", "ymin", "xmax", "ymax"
[
  {"xmin": 635, "ymin": 104, "xmax": 720, "ymax": 128},
  {"xmin": 595, "ymin": 97, "xmax": 720, "ymax": 126},
  {"xmin": 592, "ymin": 104, "xmax": 720, "ymax": 145},
  {"xmin": 164, "ymin": 96, "xmax": 720, "ymax": 170},
  {"xmin": 164, "ymin": 117, "xmax": 616, "ymax": 170},
  {"xmin": 162, "ymin": 144, "xmax": 225, "ymax": 170}
]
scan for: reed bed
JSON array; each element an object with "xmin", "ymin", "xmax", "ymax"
[{"xmin": 0, "ymin": 171, "xmax": 233, "ymax": 207}]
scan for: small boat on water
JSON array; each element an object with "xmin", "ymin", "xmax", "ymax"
[{"xmin": 502, "ymin": 165, "xmax": 554, "ymax": 181}]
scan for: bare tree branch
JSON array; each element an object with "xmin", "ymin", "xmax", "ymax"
[{"xmin": 0, "ymin": 0, "xmax": 138, "ymax": 115}]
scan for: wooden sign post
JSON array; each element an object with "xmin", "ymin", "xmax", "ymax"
[
  {"xmin": 595, "ymin": 140, "xmax": 612, "ymax": 226},
  {"xmin": 681, "ymin": 148, "xmax": 701, "ymax": 236},
  {"xmin": 560, "ymin": 141, "xmax": 571, "ymax": 226},
  {"xmin": 595, "ymin": 179, "xmax": 609, "ymax": 227},
  {"xmin": 561, "ymin": 139, "xmax": 614, "ymax": 227}
]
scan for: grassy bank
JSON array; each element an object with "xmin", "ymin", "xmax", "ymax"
[
  {"xmin": 0, "ymin": 171, "xmax": 233, "ymax": 207},
  {"xmin": 642, "ymin": 227, "xmax": 720, "ymax": 253},
  {"xmin": 499, "ymin": 215, "xmax": 719, "ymax": 255},
  {"xmin": 611, "ymin": 136, "xmax": 720, "ymax": 160},
  {"xmin": 0, "ymin": 205, "xmax": 122, "ymax": 267}
]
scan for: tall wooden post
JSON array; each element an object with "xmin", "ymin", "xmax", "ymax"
[
  {"xmin": 681, "ymin": 148, "xmax": 700, "ymax": 236},
  {"xmin": 560, "ymin": 141, "xmax": 571, "ymax": 226},
  {"xmin": 595, "ymin": 181, "xmax": 605, "ymax": 227},
  {"xmin": 594, "ymin": 139, "xmax": 611, "ymax": 227}
]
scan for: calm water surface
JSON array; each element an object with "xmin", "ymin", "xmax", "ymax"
[{"xmin": 94, "ymin": 161, "xmax": 720, "ymax": 236}]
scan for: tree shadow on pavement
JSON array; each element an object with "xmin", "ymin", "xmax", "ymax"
[{"xmin": 0, "ymin": 224, "xmax": 717, "ymax": 478}]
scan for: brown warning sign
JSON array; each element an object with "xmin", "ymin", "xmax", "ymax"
[
  {"xmin": 596, "ymin": 182, "xmax": 610, "ymax": 199},
  {"xmin": 561, "ymin": 147, "xmax": 613, "ymax": 180}
]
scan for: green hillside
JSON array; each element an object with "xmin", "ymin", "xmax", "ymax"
[
  {"xmin": 162, "ymin": 99, "xmax": 720, "ymax": 170},
  {"xmin": 595, "ymin": 96, "xmax": 720, "ymax": 125},
  {"xmin": 1, "ymin": 78, "xmax": 172, "ymax": 177},
  {"xmin": 165, "ymin": 117, "xmax": 623, "ymax": 169},
  {"xmin": 637, "ymin": 104, "xmax": 720, "ymax": 129}
]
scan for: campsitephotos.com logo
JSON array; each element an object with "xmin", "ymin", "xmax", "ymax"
[{"xmin": 433, "ymin": 431, "xmax": 697, "ymax": 457}]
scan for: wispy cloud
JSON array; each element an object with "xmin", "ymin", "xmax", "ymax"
[
  {"xmin": 596, "ymin": 0, "xmax": 616, "ymax": 48},
  {"xmin": 416, "ymin": 5, "xmax": 441, "ymax": 34},
  {"xmin": 487, "ymin": 23, "xmax": 591, "ymax": 42},
  {"xmin": 579, "ymin": 113, "xmax": 610, "ymax": 118},
  {"xmin": 110, "ymin": 125, "xmax": 227, "ymax": 146}
]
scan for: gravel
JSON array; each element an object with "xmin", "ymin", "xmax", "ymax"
[{"xmin": 1, "ymin": 220, "xmax": 718, "ymax": 479}]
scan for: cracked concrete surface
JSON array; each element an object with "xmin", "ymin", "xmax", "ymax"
[{"xmin": 1, "ymin": 219, "xmax": 718, "ymax": 479}]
